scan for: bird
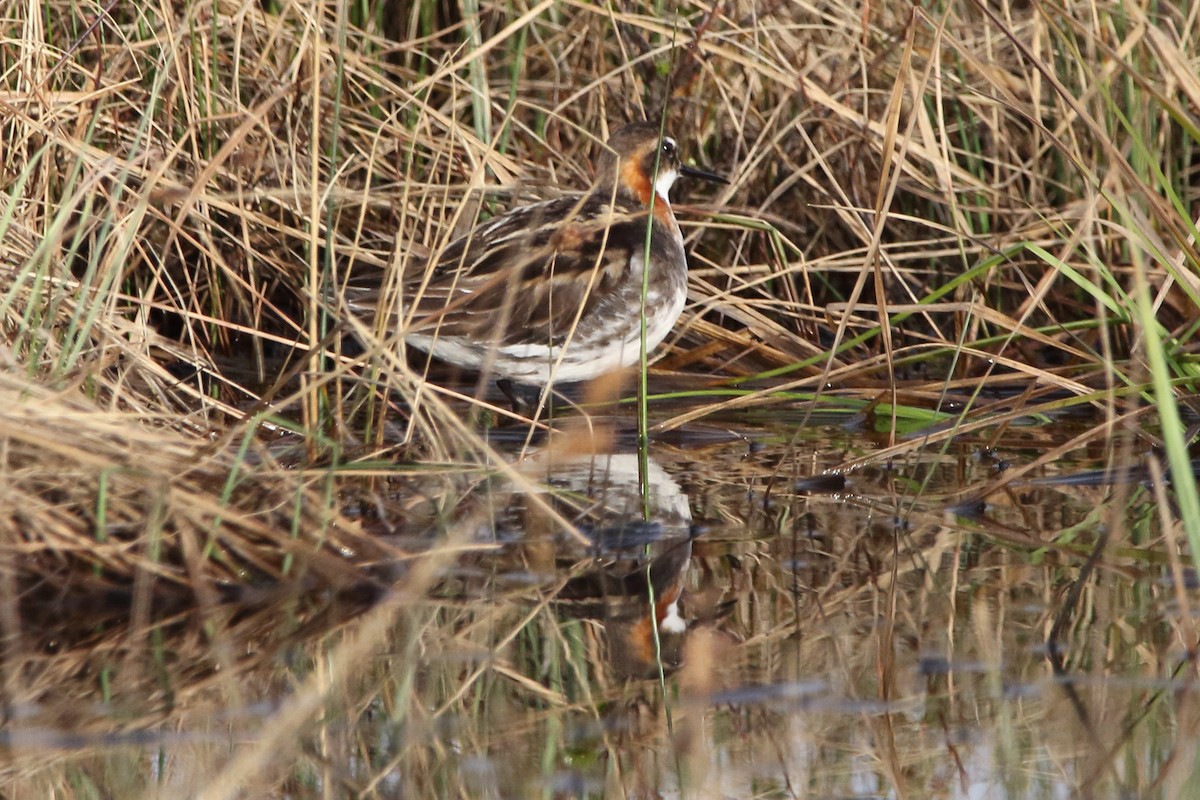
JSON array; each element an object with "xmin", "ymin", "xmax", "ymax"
[{"xmin": 342, "ymin": 121, "xmax": 727, "ymax": 387}]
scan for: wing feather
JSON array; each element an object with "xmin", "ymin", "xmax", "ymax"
[{"xmin": 345, "ymin": 192, "xmax": 661, "ymax": 347}]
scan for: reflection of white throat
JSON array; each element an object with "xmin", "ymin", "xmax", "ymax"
[
  {"xmin": 659, "ymin": 600, "xmax": 686, "ymax": 633},
  {"xmin": 654, "ymin": 168, "xmax": 678, "ymax": 202}
]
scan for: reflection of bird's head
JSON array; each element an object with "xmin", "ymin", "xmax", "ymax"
[
  {"xmin": 605, "ymin": 566, "xmax": 689, "ymax": 680},
  {"xmin": 557, "ymin": 537, "xmax": 694, "ymax": 681}
]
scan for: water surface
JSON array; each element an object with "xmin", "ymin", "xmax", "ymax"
[{"xmin": 3, "ymin": 414, "xmax": 1193, "ymax": 799}]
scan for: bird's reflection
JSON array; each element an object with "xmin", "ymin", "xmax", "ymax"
[{"xmin": 506, "ymin": 451, "xmax": 699, "ymax": 680}]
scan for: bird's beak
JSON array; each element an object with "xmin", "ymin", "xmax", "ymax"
[{"xmin": 679, "ymin": 164, "xmax": 728, "ymax": 184}]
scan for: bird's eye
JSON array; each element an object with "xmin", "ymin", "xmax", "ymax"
[{"xmin": 661, "ymin": 138, "xmax": 676, "ymax": 156}]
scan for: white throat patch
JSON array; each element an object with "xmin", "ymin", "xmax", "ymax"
[{"xmin": 654, "ymin": 167, "xmax": 678, "ymax": 202}]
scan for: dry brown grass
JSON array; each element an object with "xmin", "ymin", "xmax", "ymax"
[
  {"xmin": 6, "ymin": 1, "xmax": 1198, "ymax": 427},
  {"xmin": 2, "ymin": 0, "xmax": 1200, "ymax": 793}
]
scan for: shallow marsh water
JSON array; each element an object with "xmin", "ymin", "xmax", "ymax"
[{"xmin": 2, "ymin": 411, "xmax": 1197, "ymax": 799}]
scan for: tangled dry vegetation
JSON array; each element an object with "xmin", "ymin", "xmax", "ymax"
[{"xmin": 2, "ymin": 0, "xmax": 1200, "ymax": 592}]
